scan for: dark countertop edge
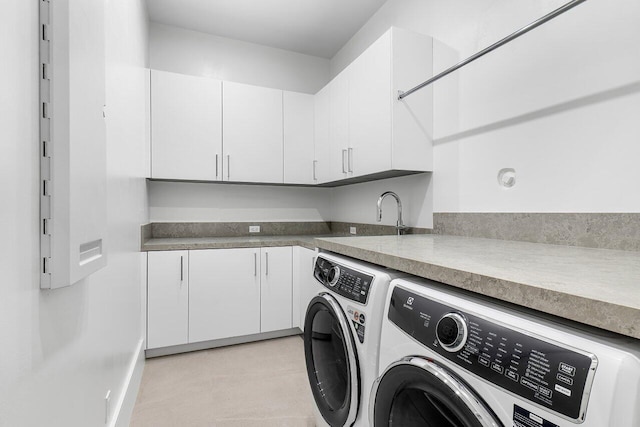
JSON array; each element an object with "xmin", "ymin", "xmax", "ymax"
[{"xmin": 313, "ymin": 239, "xmax": 640, "ymax": 340}]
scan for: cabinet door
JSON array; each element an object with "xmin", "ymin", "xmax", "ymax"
[
  {"xmin": 223, "ymin": 82, "xmax": 283, "ymax": 183},
  {"xmin": 313, "ymin": 85, "xmax": 331, "ymax": 184},
  {"xmin": 329, "ymin": 71, "xmax": 350, "ymax": 181},
  {"xmin": 189, "ymin": 248, "xmax": 260, "ymax": 343},
  {"xmin": 261, "ymin": 247, "xmax": 293, "ymax": 333},
  {"xmin": 293, "ymin": 246, "xmax": 317, "ymax": 330},
  {"xmin": 147, "ymin": 251, "xmax": 189, "ymax": 349},
  {"xmin": 284, "ymin": 92, "xmax": 315, "ymax": 185},
  {"xmin": 151, "ymin": 70, "xmax": 222, "ymax": 181},
  {"xmin": 349, "ymin": 31, "xmax": 392, "ymax": 177}
]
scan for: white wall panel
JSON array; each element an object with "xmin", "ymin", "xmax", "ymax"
[
  {"xmin": 150, "ymin": 23, "xmax": 330, "ymax": 94},
  {"xmin": 330, "ymin": 174, "xmax": 434, "ymax": 229},
  {"xmin": 0, "ymin": 0, "xmax": 149, "ymax": 425},
  {"xmin": 149, "ymin": 181, "xmax": 332, "ymax": 222}
]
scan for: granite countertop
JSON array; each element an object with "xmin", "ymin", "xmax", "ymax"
[
  {"xmin": 142, "ymin": 234, "xmax": 333, "ymax": 251},
  {"xmin": 313, "ymin": 235, "xmax": 640, "ymax": 340}
]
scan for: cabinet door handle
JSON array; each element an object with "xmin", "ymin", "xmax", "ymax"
[
  {"xmin": 227, "ymin": 155, "xmax": 230, "ymax": 179},
  {"xmin": 254, "ymin": 252, "xmax": 257, "ymax": 276},
  {"xmin": 312, "ymin": 256, "xmax": 315, "ymax": 272},
  {"xmin": 313, "ymin": 160, "xmax": 317, "ymax": 181},
  {"xmin": 180, "ymin": 255, "xmax": 184, "ymax": 282},
  {"xmin": 215, "ymin": 154, "xmax": 219, "ymax": 178},
  {"xmin": 348, "ymin": 148, "xmax": 353, "ymax": 173},
  {"xmin": 265, "ymin": 252, "xmax": 269, "ymax": 276},
  {"xmin": 342, "ymin": 149, "xmax": 347, "ymax": 173}
]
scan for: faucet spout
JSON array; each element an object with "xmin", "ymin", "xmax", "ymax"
[{"xmin": 376, "ymin": 191, "xmax": 406, "ymax": 235}]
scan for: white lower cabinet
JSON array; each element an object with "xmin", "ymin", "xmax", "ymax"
[
  {"xmin": 147, "ymin": 250, "xmax": 189, "ymax": 349},
  {"xmin": 189, "ymin": 248, "xmax": 261, "ymax": 343},
  {"xmin": 147, "ymin": 246, "xmax": 300, "ymax": 350},
  {"xmin": 293, "ymin": 246, "xmax": 317, "ymax": 330}
]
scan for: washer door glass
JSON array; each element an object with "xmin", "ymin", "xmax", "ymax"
[
  {"xmin": 372, "ymin": 357, "xmax": 503, "ymax": 427},
  {"xmin": 304, "ymin": 294, "xmax": 359, "ymax": 427}
]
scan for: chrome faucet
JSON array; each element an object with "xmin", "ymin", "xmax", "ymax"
[{"xmin": 376, "ymin": 191, "xmax": 408, "ymax": 236}]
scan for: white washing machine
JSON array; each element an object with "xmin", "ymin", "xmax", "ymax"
[
  {"xmin": 370, "ymin": 277, "xmax": 640, "ymax": 427},
  {"xmin": 303, "ymin": 252, "xmax": 403, "ymax": 427}
]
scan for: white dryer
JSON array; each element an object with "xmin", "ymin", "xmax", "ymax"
[
  {"xmin": 303, "ymin": 252, "xmax": 403, "ymax": 427},
  {"xmin": 370, "ymin": 277, "xmax": 640, "ymax": 427}
]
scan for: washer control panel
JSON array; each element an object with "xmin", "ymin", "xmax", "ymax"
[
  {"xmin": 314, "ymin": 256, "xmax": 374, "ymax": 304},
  {"xmin": 388, "ymin": 286, "xmax": 597, "ymax": 421}
]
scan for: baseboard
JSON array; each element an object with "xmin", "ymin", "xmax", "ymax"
[
  {"xmin": 112, "ymin": 337, "xmax": 145, "ymax": 427},
  {"xmin": 145, "ymin": 328, "xmax": 301, "ymax": 358}
]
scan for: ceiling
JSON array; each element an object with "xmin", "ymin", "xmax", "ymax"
[{"xmin": 146, "ymin": 0, "xmax": 388, "ymax": 59}]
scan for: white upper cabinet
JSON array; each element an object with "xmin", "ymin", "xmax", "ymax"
[
  {"xmin": 283, "ymin": 92, "xmax": 315, "ymax": 185},
  {"xmin": 316, "ymin": 27, "xmax": 435, "ymax": 182},
  {"xmin": 147, "ymin": 26, "xmax": 436, "ymax": 187},
  {"xmin": 389, "ymin": 27, "xmax": 434, "ymax": 172},
  {"xmin": 329, "ymin": 71, "xmax": 351, "ymax": 182},
  {"xmin": 223, "ymin": 81, "xmax": 284, "ymax": 183},
  {"xmin": 151, "ymin": 70, "xmax": 222, "ymax": 181},
  {"xmin": 348, "ymin": 31, "xmax": 393, "ymax": 177},
  {"xmin": 313, "ymin": 85, "xmax": 331, "ymax": 184}
]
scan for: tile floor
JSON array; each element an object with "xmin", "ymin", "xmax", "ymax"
[{"xmin": 130, "ymin": 336, "xmax": 316, "ymax": 426}]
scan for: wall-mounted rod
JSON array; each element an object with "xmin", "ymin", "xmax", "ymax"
[{"xmin": 397, "ymin": 0, "xmax": 588, "ymax": 100}]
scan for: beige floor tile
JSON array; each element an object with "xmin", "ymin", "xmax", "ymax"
[{"xmin": 130, "ymin": 336, "xmax": 316, "ymax": 427}]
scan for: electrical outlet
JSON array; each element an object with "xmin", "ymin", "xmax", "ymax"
[
  {"xmin": 350, "ymin": 227, "xmax": 357, "ymax": 235},
  {"xmin": 249, "ymin": 225, "xmax": 260, "ymax": 233},
  {"xmin": 105, "ymin": 390, "xmax": 111, "ymax": 424}
]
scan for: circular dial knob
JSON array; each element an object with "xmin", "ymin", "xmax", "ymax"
[
  {"xmin": 436, "ymin": 312, "xmax": 468, "ymax": 353},
  {"xmin": 327, "ymin": 266, "xmax": 340, "ymax": 287}
]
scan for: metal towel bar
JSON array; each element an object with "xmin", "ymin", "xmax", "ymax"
[{"xmin": 397, "ymin": 0, "xmax": 588, "ymax": 100}]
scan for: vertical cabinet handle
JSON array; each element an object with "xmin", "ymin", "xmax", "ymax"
[
  {"xmin": 265, "ymin": 252, "xmax": 269, "ymax": 276},
  {"xmin": 254, "ymin": 252, "xmax": 257, "ymax": 276},
  {"xmin": 342, "ymin": 149, "xmax": 347, "ymax": 173},
  {"xmin": 313, "ymin": 160, "xmax": 318, "ymax": 181},
  {"xmin": 215, "ymin": 154, "xmax": 219, "ymax": 178},
  {"xmin": 227, "ymin": 155, "xmax": 230, "ymax": 179},
  {"xmin": 180, "ymin": 255, "xmax": 184, "ymax": 282},
  {"xmin": 348, "ymin": 148, "xmax": 353, "ymax": 173}
]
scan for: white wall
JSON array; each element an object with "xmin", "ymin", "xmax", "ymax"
[
  {"xmin": 149, "ymin": 181, "xmax": 331, "ymax": 222},
  {"xmin": 150, "ymin": 23, "xmax": 330, "ymax": 94},
  {"xmin": 0, "ymin": 1, "xmax": 149, "ymax": 426},
  {"xmin": 331, "ymin": 174, "xmax": 433, "ymax": 228},
  {"xmin": 332, "ymin": 0, "xmax": 640, "ymax": 213}
]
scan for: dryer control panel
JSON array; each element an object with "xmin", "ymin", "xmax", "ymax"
[
  {"xmin": 388, "ymin": 286, "xmax": 598, "ymax": 422},
  {"xmin": 314, "ymin": 256, "xmax": 374, "ymax": 305}
]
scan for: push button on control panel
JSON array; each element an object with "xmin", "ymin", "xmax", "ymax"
[
  {"xmin": 558, "ymin": 362, "xmax": 576, "ymax": 377},
  {"xmin": 491, "ymin": 362, "xmax": 504, "ymax": 374},
  {"xmin": 505, "ymin": 369, "xmax": 519, "ymax": 382}
]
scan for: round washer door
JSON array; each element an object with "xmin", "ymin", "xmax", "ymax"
[
  {"xmin": 371, "ymin": 356, "xmax": 503, "ymax": 427},
  {"xmin": 304, "ymin": 293, "xmax": 360, "ymax": 427}
]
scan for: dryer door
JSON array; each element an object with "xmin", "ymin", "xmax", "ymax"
[
  {"xmin": 304, "ymin": 293, "xmax": 359, "ymax": 427},
  {"xmin": 371, "ymin": 356, "xmax": 503, "ymax": 427}
]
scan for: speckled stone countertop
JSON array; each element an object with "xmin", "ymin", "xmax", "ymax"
[
  {"xmin": 142, "ymin": 235, "xmax": 328, "ymax": 251},
  {"xmin": 314, "ymin": 235, "xmax": 640, "ymax": 340}
]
